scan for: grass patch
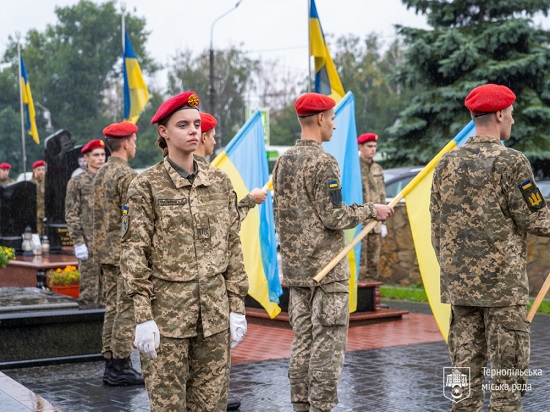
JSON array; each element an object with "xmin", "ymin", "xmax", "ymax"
[
  {"xmin": 380, "ymin": 285, "xmax": 428, "ymax": 303},
  {"xmin": 380, "ymin": 285, "xmax": 550, "ymax": 315}
]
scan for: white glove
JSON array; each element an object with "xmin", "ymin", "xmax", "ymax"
[
  {"xmin": 381, "ymin": 224, "xmax": 388, "ymax": 238},
  {"xmin": 74, "ymin": 243, "xmax": 88, "ymax": 260},
  {"xmin": 134, "ymin": 320, "xmax": 161, "ymax": 359},
  {"xmin": 229, "ymin": 312, "xmax": 247, "ymax": 349}
]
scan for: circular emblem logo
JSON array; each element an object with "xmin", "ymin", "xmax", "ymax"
[{"xmin": 188, "ymin": 93, "xmax": 199, "ymax": 107}]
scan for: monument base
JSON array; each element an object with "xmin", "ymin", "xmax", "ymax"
[{"xmin": 0, "ymin": 288, "xmax": 104, "ymax": 369}]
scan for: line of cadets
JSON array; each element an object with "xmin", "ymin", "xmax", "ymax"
[
  {"xmin": 6, "ymin": 84, "xmax": 543, "ymax": 411},
  {"xmin": 58, "ymin": 90, "xmax": 394, "ymax": 411}
]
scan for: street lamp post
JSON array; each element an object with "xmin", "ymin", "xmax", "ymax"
[
  {"xmin": 35, "ymin": 102, "xmax": 54, "ymax": 133},
  {"xmin": 209, "ymin": 0, "xmax": 244, "ymax": 153}
]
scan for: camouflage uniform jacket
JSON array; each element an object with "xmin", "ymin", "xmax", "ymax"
[
  {"xmin": 31, "ymin": 178, "xmax": 45, "ymax": 234},
  {"xmin": 65, "ymin": 170, "xmax": 95, "ymax": 247},
  {"xmin": 359, "ymin": 158, "xmax": 385, "ymax": 233},
  {"xmin": 93, "ymin": 156, "xmax": 137, "ymax": 265},
  {"xmin": 273, "ymin": 139, "xmax": 377, "ymax": 286},
  {"xmin": 0, "ymin": 177, "xmax": 14, "ymax": 186},
  {"xmin": 121, "ymin": 157, "xmax": 248, "ymax": 338},
  {"xmin": 431, "ymin": 135, "xmax": 550, "ymax": 307},
  {"xmin": 195, "ymin": 154, "xmax": 257, "ymax": 222}
]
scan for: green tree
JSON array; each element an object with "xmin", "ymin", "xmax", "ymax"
[
  {"xmin": 386, "ymin": 0, "xmax": 550, "ymax": 167},
  {"xmin": 166, "ymin": 47, "xmax": 260, "ymax": 149},
  {"xmin": 0, "ymin": 0, "xmax": 157, "ymax": 172}
]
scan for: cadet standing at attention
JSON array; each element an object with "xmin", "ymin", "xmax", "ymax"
[
  {"xmin": 65, "ymin": 139, "xmax": 105, "ymax": 304},
  {"xmin": 431, "ymin": 84, "xmax": 550, "ymax": 411},
  {"xmin": 272, "ymin": 92, "xmax": 393, "ymax": 412},
  {"xmin": 0, "ymin": 163, "xmax": 14, "ymax": 186},
  {"xmin": 31, "ymin": 160, "xmax": 46, "ymax": 235},
  {"xmin": 357, "ymin": 132, "xmax": 387, "ymax": 280},
  {"xmin": 93, "ymin": 122, "xmax": 143, "ymax": 386},
  {"xmin": 196, "ymin": 111, "xmax": 267, "ymax": 222},
  {"xmin": 121, "ymin": 91, "xmax": 249, "ymax": 412}
]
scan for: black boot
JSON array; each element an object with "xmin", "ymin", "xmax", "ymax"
[
  {"xmin": 102, "ymin": 353, "xmax": 114, "ymax": 384},
  {"xmin": 106, "ymin": 357, "xmax": 145, "ymax": 386},
  {"xmin": 227, "ymin": 398, "xmax": 241, "ymax": 411}
]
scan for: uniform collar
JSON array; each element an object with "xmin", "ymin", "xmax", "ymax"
[
  {"xmin": 163, "ymin": 156, "xmax": 210, "ymax": 189},
  {"xmin": 296, "ymin": 139, "xmax": 324, "ymax": 149},
  {"xmin": 468, "ymin": 135, "xmax": 503, "ymax": 145}
]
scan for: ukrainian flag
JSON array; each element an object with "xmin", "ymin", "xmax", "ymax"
[
  {"xmin": 123, "ymin": 31, "xmax": 150, "ymax": 124},
  {"xmin": 323, "ymin": 92, "xmax": 362, "ymax": 312},
  {"xmin": 402, "ymin": 121, "xmax": 475, "ymax": 341},
  {"xmin": 309, "ymin": 0, "xmax": 345, "ymax": 103},
  {"xmin": 212, "ymin": 111, "xmax": 282, "ymax": 318},
  {"xmin": 20, "ymin": 56, "xmax": 39, "ymax": 144}
]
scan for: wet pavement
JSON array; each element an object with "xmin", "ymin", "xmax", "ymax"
[{"xmin": 3, "ymin": 300, "xmax": 550, "ymax": 411}]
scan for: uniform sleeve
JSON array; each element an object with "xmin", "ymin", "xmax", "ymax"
[
  {"xmin": 430, "ymin": 165, "xmax": 442, "ymax": 261},
  {"xmin": 224, "ymin": 183, "xmax": 249, "ymax": 314},
  {"xmin": 65, "ymin": 178, "xmax": 85, "ymax": 245},
  {"xmin": 378, "ymin": 165, "xmax": 386, "ymax": 204},
  {"xmin": 236, "ymin": 193, "xmax": 256, "ymax": 222},
  {"xmin": 313, "ymin": 156, "xmax": 376, "ymax": 230},
  {"xmin": 504, "ymin": 154, "xmax": 550, "ymax": 237},
  {"xmin": 121, "ymin": 178, "xmax": 156, "ymax": 324},
  {"xmin": 117, "ymin": 170, "xmax": 137, "ymax": 208}
]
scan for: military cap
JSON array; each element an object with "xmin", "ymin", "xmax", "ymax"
[
  {"xmin": 465, "ymin": 84, "xmax": 516, "ymax": 116},
  {"xmin": 33, "ymin": 160, "xmax": 45, "ymax": 169},
  {"xmin": 103, "ymin": 122, "xmax": 138, "ymax": 138},
  {"xmin": 81, "ymin": 139, "xmax": 105, "ymax": 154},
  {"xmin": 0, "ymin": 163, "xmax": 11, "ymax": 170},
  {"xmin": 357, "ymin": 133, "xmax": 378, "ymax": 144},
  {"xmin": 151, "ymin": 91, "xmax": 200, "ymax": 124},
  {"xmin": 295, "ymin": 93, "xmax": 335, "ymax": 117},
  {"xmin": 200, "ymin": 112, "xmax": 217, "ymax": 133}
]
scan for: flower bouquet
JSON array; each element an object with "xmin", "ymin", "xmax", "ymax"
[
  {"xmin": 47, "ymin": 265, "xmax": 80, "ymax": 298},
  {"xmin": 0, "ymin": 246, "xmax": 15, "ymax": 269}
]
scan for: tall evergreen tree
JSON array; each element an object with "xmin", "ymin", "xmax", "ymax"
[{"xmin": 386, "ymin": 0, "xmax": 550, "ymax": 169}]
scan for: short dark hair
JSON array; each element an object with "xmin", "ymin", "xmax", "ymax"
[{"xmin": 105, "ymin": 137, "xmax": 128, "ymax": 153}]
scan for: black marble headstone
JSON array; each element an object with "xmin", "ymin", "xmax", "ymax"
[
  {"xmin": 44, "ymin": 130, "xmax": 82, "ymax": 251},
  {"xmin": 0, "ymin": 181, "xmax": 37, "ymax": 251}
]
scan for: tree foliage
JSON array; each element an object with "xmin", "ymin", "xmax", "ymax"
[
  {"xmin": 0, "ymin": 0, "xmax": 156, "ymax": 173},
  {"xmin": 166, "ymin": 47, "xmax": 261, "ymax": 149},
  {"xmin": 386, "ymin": 0, "xmax": 550, "ymax": 167}
]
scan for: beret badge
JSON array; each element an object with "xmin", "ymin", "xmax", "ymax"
[{"xmin": 188, "ymin": 93, "xmax": 199, "ymax": 108}]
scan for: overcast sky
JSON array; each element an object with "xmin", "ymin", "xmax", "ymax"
[
  {"xmin": 0, "ymin": 0, "xmax": 431, "ymax": 89},
  {"xmin": 2, "ymin": 1, "xmax": 550, "ymax": 92}
]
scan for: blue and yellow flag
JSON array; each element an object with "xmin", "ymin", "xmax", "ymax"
[
  {"xmin": 123, "ymin": 31, "xmax": 150, "ymax": 124},
  {"xmin": 20, "ymin": 56, "xmax": 39, "ymax": 144},
  {"xmin": 212, "ymin": 111, "xmax": 283, "ymax": 319},
  {"xmin": 402, "ymin": 121, "xmax": 475, "ymax": 341},
  {"xmin": 309, "ymin": 0, "xmax": 345, "ymax": 103},
  {"xmin": 323, "ymin": 92, "xmax": 362, "ymax": 312}
]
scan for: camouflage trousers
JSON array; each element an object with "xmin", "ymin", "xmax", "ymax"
[
  {"xmin": 448, "ymin": 305, "xmax": 530, "ymax": 412},
  {"xmin": 288, "ymin": 281, "xmax": 349, "ymax": 412},
  {"xmin": 78, "ymin": 252, "xmax": 102, "ymax": 305},
  {"xmin": 359, "ymin": 232, "xmax": 380, "ymax": 280},
  {"xmin": 141, "ymin": 328, "xmax": 230, "ymax": 412},
  {"xmin": 101, "ymin": 264, "xmax": 135, "ymax": 359}
]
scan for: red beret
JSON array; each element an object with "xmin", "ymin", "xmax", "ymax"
[
  {"xmin": 103, "ymin": 122, "xmax": 138, "ymax": 138},
  {"xmin": 200, "ymin": 112, "xmax": 217, "ymax": 133},
  {"xmin": 465, "ymin": 84, "xmax": 516, "ymax": 115},
  {"xmin": 295, "ymin": 93, "xmax": 335, "ymax": 117},
  {"xmin": 0, "ymin": 163, "xmax": 11, "ymax": 170},
  {"xmin": 81, "ymin": 139, "xmax": 106, "ymax": 154},
  {"xmin": 151, "ymin": 91, "xmax": 200, "ymax": 124},
  {"xmin": 357, "ymin": 133, "xmax": 378, "ymax": 144},
  {"xmin": 33, "ymin": 160, "xmax": 45, "ymax": 169}
]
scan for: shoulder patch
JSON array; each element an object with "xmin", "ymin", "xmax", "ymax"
[
  {"xmin": 121, "ymin": 205, "xmax": 129, "ymax": 238},
  {"xmin": 327, "ymin": 179, "xmax": 342, "ymax": 205},
  {"xmin": 518, "ymin": 179, "xmax": 546, "ymax": 212}
]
